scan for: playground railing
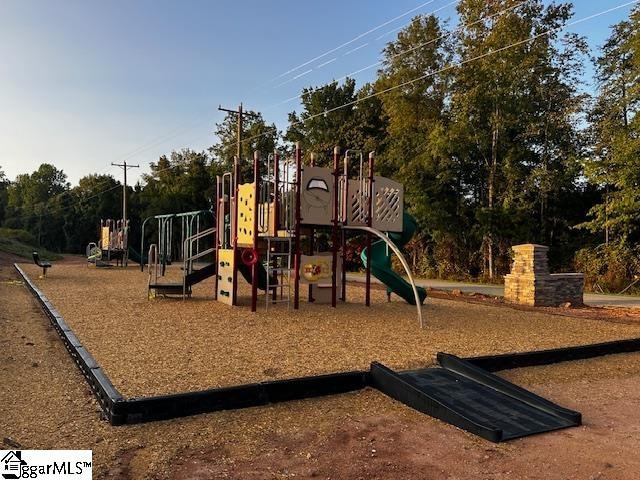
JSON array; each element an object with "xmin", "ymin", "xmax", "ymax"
[
  {"xmin": 182, "ymin": 227, "xmax": 217, "ymax": 276},
  {"xmin": 147, "ymin": 244, "xmax": 159, "ymax": 297}
]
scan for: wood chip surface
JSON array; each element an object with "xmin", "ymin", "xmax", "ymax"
[{"xmin": 19, "ymin": 263, "xmax": 640, "ymax": 398}]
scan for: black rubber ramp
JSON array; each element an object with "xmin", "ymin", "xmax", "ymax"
[{"xmin": 371, "ymin": 354, "xmax": 581, "ymax": 443}]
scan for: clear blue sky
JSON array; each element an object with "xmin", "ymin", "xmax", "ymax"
[{"xmin": 0, "ymin": 0, "xmax": 636, "ymax": 186}]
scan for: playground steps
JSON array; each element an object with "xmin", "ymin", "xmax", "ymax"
[
  {"xmin": 149, "ymin": 263, "xmax": 216, "ymax": 298},
  {"xmin": 148, "ymin": 283, "xmax": 188, "ymax": 296},
  {"xmin": 371, "ymin": 354, "xmax": 581, "ymax": 442}
]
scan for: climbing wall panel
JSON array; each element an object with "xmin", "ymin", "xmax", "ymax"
[
  {"xmin": 101, "ymin": 226, "xmax": 111, "ymax": 249},
  {"xmin": 217, "ymin": 248, "xmax": 235, "ymax": 306},
  {"xmin": 237, "ymin": 183, "xmax": 255, "ymax": 247}
]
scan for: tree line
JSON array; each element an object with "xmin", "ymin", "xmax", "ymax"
[{"xmin": 0, "ymin": 0, "xmax": 638, "ymax": 291}]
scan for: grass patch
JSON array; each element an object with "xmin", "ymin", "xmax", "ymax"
[{"xmin": 0, "ymin": 228, "xmax": 63, "ymax": 261}]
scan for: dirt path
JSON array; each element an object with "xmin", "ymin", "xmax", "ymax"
[{"xmin": 2, "ymin": 253, "xmax": 640, "ymax": 479}]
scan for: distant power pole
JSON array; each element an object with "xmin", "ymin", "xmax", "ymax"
[
  {"xmin": 218, "ymin": 103, "xmax": 260, "ymax": 161},
  {"xmin": 111, "ymin": 161, "xmax": 139, "ymax": 227}
]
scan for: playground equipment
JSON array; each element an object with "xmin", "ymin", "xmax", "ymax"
[
  {"xmin": 211, "ymin": 144, "xmax": 427, "ymax": 326},
  {"xmin": 140, "ymin": 210, "xmax": 213, "ymax": 273},
  {"xmin": 86, "ymin": 219, "xmax": 129, "ymax": 267},
  {"xmin": 144, "ymin": 210, "xmax": 217, "ymax": 298}
]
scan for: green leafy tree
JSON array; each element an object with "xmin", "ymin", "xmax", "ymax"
[
  {"xmin": 374, "ymin": 14, "xmax": 469, "ymax": 277},
  {"xmin": 5, "ymin": 164, "xmax": 69, "ymax": 249},
  {"xmin": 0, "ymin": 167, "xmax": 8, "ymax": 225},
  {"xmin": 140, "ymin": 149, "xmax": 215, "ymax": 218},
  {"xmin": 449, "ymin": 0, "xmax": 587, "ymax": 277},
  {"xmin": 342, "ymin": 83, "xmax": 388, "ymax": 158},
  {"xmin": 62, "ymin": 174, "xmax": 122, "ymax": 253},
  {"xmin": 581, "ymin": 5, "xmax": 640, "ymax": 244},
  {"xmin": 286, "ymin": 78, "xmax": 359, "ymax": 165},
  {"xmin": 210, "ymin": 112, "xmax": 279, "ymax": 180}
]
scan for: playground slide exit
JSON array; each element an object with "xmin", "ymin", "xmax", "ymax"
[
  {"xmin": 238, "ymin": 260, "xmax": 271, "ymax": 290},
  {"xmin": 360, "ymin": 211, "xmax": 427, "ymax": 306}
]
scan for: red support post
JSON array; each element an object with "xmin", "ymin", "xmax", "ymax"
[
  {"xmin": 232, "ymin": 157, "xmax": 240, "ymax": 306},
  {"xmin": 251, "ymin": 151, "xmax": 260, "ymax": 312},
  {"xmin": 293, "ymin": 142, "xmax": 302, "ymax": 309},
  {"xmin": 341, "ymin": 152, "xmax": 349, "ymax": 302},
  {"xmin": 273, "ymin": 151, "xmax": 280, "ymax": 232},
  {"xmin": 365, "ymin": 152, "xmax": 375, "ymax": 307},
  {"xmin": 214, "ymin": 176, "xmax": 221, "ymax": 300},
  {"xmin": 308, "ymin": 152, "xmax": 315, "ymax": 302},
  {"xmin": 331, "ymin": 146, "xmax": 340, "ymax": 308}
]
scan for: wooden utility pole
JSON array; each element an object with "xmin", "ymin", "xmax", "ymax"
[
  {"xmin": 111, "ymin": 161, "xmax": 139, "ymax": 227},
  {"xmin": 218, "ymin": 103, "xmax": 260, "ymax": 162}
]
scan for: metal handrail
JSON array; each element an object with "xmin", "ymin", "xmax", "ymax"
[
  {"xmin": 342, "ymin": 150, "xmax": 371, "ymax": 225},
  {"xmin": 147, "ymin": 244, "xmax": 158, "ymax": 299},
  {"xmin": 183, "ymin": 227, "xmax": 217, "ymax": 275},
  {"xmin": 221, "ymin": 172, "xmax": 234, "ymax": 248},
  {"xmin": 343, "ymin": 225, "xmax": 424, "ymax": 328},
  {"xmin": 185, "ymin": 247, "xmax": 216, "ymax": 264}
]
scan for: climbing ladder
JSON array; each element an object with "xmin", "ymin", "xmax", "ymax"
[{"xmin": 265, "ymin": 236, "xmax": 292, "ymax": 310}]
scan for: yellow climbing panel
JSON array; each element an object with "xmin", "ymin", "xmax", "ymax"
[
  {"xmin": 237, "ymin": 182, "xmax": 255, "ymax": 247},
  {"xmin": 217, "ymin": 248, "xmax": 235, "ymax": 306}
]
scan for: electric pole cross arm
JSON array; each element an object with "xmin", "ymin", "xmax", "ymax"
[{"xmin": 218, "ymin": 103, "xmax": 260, "ymax": 161}]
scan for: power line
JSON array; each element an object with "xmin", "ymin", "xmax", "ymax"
[
  {"xmin": 268, "ymin": 0, "xmax": 442, "ymax": 83},
  {"xmin": 217, "ymin": 103, "xmax": 261, "ymax": 160},
  {"xmin": 4, "ymin": 160, "xmax": 174, "ymax": 224},
  {"xmin": 267, "ymin": 0, "xmax": 528, "ymax": 109},
  {"xmin": 6, "ymin": 4, "xmax": 451, "ymax": 204},
  {"xmin": 242, "ymin": 0, "xmax": 639, "ymax": 147},
  {"xmin": 3, "ymin": 109, "xmax": 221, "ymax": 220},
  {"xmin": 272, "ymin": 0, "xmax": 459, "ymax": 90},
  {"xmin": 2, "ymin": 182, "xmax": 122, "ymax": 225},
  {"xmin": 111, "ymin": 161, "xmax": 139, "ymax": 227}
]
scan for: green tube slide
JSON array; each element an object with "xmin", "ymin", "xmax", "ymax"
[{"xmin": 360, "ymin": 211, "xmax": 427, "ymax": 305}]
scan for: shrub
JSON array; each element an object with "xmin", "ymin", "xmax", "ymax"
[{"xmin": 574, "ymin": 241, "xmax": 640, "ymax": 294}]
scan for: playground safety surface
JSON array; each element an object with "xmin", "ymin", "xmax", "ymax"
[
  {"xmin": 16, "ymin": 262, "xmax": 640, "ymax": 399},
  {"xmin": 4, "ymin": 254, "xmax": 640, "ymax": 478}
]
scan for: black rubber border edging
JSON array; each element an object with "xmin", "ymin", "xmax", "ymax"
[
  {"xmin": 15, "ymin": 264, "xmax": 126, "ymax": 424},
  {"xmin": 466, "ymin": 338, "xmax": 640, "ymax": 372},
  {"xmin": 122, "ymin": 370, "xmax": 369, "ymax": 423}
]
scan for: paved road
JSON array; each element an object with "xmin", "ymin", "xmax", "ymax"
[{"xmin": 346, "ymin": 274, "xmax": 640, "ymax": 308}]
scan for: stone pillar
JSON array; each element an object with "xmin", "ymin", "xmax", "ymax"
[{"xmin": 504, "ymin": 244, "xmax": 584, "ymax": 307}]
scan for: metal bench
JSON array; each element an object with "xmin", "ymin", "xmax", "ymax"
[{"xmin": 32, "ymin": 251, "xmax": 52, "ymax": 277}]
